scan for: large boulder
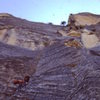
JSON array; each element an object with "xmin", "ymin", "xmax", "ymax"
[{"xmin": 68, "ymin": 12, "xmax": 100, "ymax": 26}]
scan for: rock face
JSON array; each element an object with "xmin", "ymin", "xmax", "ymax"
[
  {"xmin": 0, "ymin": 12, "xmax": 100, "ymax": 100},
  {"xmin": 68, "ymin": 12, "xmax": 100, "ymax": 26},
  {"xmin": 0, "ymin": 42, "xmax": 42, "ymax": 100},
  {"xmin": 10, "ymin": 42, "xmax": 100, "ymax": 100},
  {"xmin": 81, "ymin": 29, "xmax": 99, "ymax": 48},
  {"xmin": 0, "ymin": 13, "xmax": 62, "ymax": 50}
]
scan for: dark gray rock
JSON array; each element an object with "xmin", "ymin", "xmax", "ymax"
[
  {"xmin": 0, "ymin": 42, "xmax": 42, "ymax": 100},
  {"xmin": 8, "ymin": 42, "xmax": 100, "ymax": 100}
]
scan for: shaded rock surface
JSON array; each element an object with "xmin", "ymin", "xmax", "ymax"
[
  {"xmin": 0, "ymin": 13, "xmax": 63, "ymax": 50},
  {"xmin": 10, "ymin": 42, "xmax": 100, "ymax": 100},
  {"xmin": 0, "ymin": 42, "xmax": 42, "ymax": 100},
  {"xmin": 0, "ymin": 12, "xmax": 100, "ymax": 100}
]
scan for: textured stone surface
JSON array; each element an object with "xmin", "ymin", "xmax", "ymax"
[
  {"xmin": 68, "ymin": 12, "xmax": 100, "ymax": 26},
  {"xmin": 0, "ymin": 12, "xmax": 100, "ymax": 100},
  {"xmin": 0, "ymin": 42, "xmax": 42, "ymax": 100},
  {"xmin": 9, "ymin": 43, "xmax": 100, "ymax": 100},
  {"xmin": 0, "ymin": 13, "xmax": 62, "ymax": 50}
]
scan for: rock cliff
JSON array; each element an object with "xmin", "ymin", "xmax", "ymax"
[
  {"xmin": 0, "ymin": 13, "xmax": 63, "ymax": 50},
  {"xmin": 0, "ymin": 12, "xmax": 100, "ymax": 100}
]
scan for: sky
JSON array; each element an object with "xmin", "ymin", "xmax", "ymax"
[{"xmin": 0, "ymin": 0, "xmax": 100, "ymax": 25}]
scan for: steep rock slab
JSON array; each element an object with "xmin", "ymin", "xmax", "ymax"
[
  {"xmin": 0, "ymin": 42, "xmax": 42, "ymax": 100},
  {"xmin": 10, "ymin": 42, "xmax": 82, "ymax": 100},
  {"xmin": 0, "ymin": 13, "xmax": 62, "ymax": 50},
  {"xmin": 0, "ymin": 57, "xmax": 34, "ymax": 100},
  {"xmin": 70, "ymin": 46, "xmax": 100, "ymax": 100},
  {"xmin": 11, "ymin": 42, "xmax": 100, "ymax": 100},
  {"xmin": 0, "ymin": 42, "xmax": 38, "ymax": 58}
]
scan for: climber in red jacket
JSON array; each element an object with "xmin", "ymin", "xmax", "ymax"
[{"xmin": 13, "ymin": 76, "xmax": 30, "ymax": 85}]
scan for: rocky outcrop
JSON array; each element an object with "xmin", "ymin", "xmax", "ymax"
[
  {"xmin": 0, "ymin": 13, "xmax": 62, "ymax": 50},
  {"xmin": 68, "ymin": 12, "xmax": 100, "ymax": 26},
  {"xmin": 67, "ymin": 13, "xmax": 100, "ymax": 49},
  {"xmin": 0, "ymin": 12, "xmax": 100, "ymax": 100},
  {"xmin": 81, "ymin": 29, "xmax": 100, "ymax": 48},
  {"xmin": 9, "ymin": 42, "xmax": 100, "ymax": 100},
  {"xmin": 0, "ymin": 42, "xmax": 42, "ymax": 100}
]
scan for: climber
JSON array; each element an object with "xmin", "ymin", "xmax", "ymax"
[
  {"xmin": 12, "ymin": 76, "xmax": 30, "ymax": 91},
  {"xmin": 13, "ymin": 79, "xmax": 24, "ymax": 85},
  {"xmin": 13, "ymin": 76, "xmax": 30, "ymax": 85}
]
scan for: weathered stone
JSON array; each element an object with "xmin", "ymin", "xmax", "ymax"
[
  {"xmin": 0, "ymin": 12, "xmax": 100, "ymax": 100},
  {"xmin": 68, "ymin": 12, "xmax": 100, "ymax": 26},
  {"xmin": 0, "ymin": 13, "xmax": 62, "ymax": 50}
]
